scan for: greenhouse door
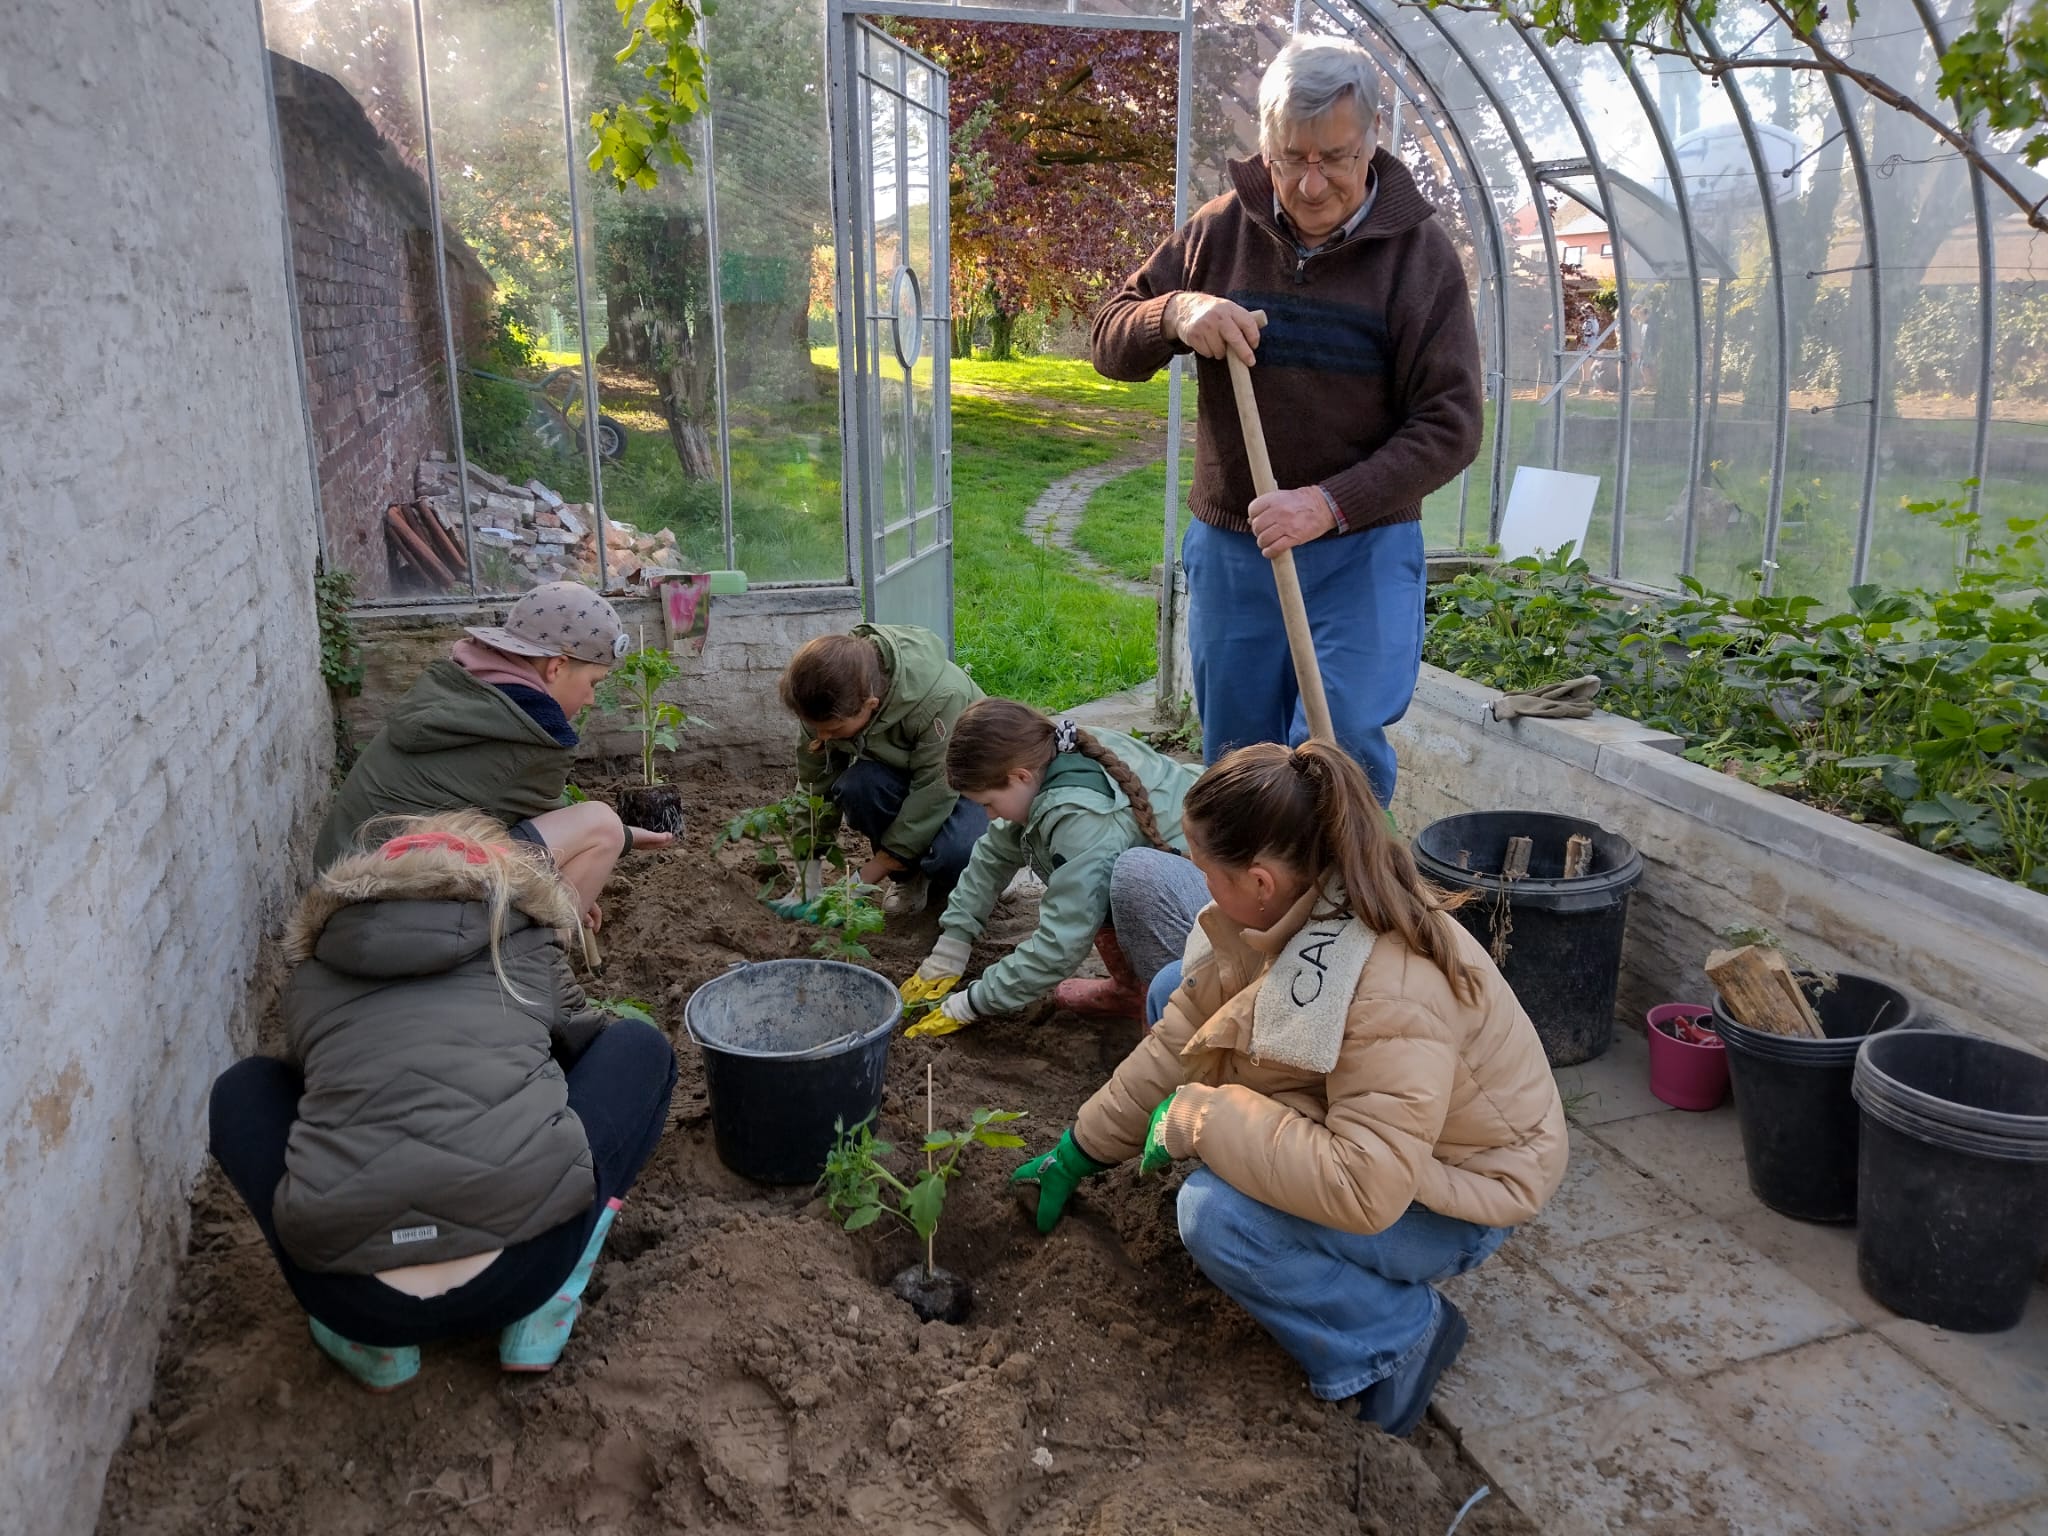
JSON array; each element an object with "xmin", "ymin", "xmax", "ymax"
[{"xmin": 831, "ymin": 17, "xmax": 954, "ymax": 648}]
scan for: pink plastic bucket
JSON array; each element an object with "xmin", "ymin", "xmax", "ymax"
[{"xmin": 1647, "ymin": 1003, "xmax": 1728, "ymax": 1111}]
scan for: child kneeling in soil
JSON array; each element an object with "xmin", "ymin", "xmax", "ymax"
[
  {"xmin": 314, "ymin": 581, "xmax": 673, "ymax": 921},
  {"xmin": 1012, "ymin": 742, "xmax": 1567, "ymax": 1435},
  {"xmin": 780, "ymin": 624, "xmax": 986, "ymax": 918},
  {"xmin": 900, "ymin": 699, "xmax": 1210, "ymax": 1034},
  {"xmin": 207, "ymin": 813, "xmax": 677, "ymax": 1390}
]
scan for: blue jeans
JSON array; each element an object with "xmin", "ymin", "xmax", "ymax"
[
  {"xmin": 1146, "ymin": 957, "xmax": 1183, "ymax": 1029},
  {"xmin": 1176, "ymin": 1167, "xmax": 1509, "ymax": 1400},
  {"xmin": 1182, "ymin": 516, "xmax": 1426, "ymax": 805},
  {"xmin": 832, "ymin": 756, "xmax": 989, "ymax": 887}
]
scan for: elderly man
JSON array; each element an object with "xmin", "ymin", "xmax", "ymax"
[{"xmin": 1093, "ymin": 35, "xmax": 1482, "ymax": 803}]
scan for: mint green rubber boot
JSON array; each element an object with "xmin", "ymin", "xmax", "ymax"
[
  {"xmin": 499, "ymin": 1198, "xmax": 623, "ymax": 1373},
  {"xmin": 308, "ymin": 1318, "xmax": 420, "ymax": 1392}
]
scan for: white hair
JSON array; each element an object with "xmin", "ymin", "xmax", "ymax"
[{"xmin": 1257, "ymin": 36, "xmax": 1385, "ymax": 156}]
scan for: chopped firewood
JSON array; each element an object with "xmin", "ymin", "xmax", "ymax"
[
  {"xmin": 1562, "ymin": 834, "xmax": 1594, "ymax": 879},
  {"xmin": 1705, "ymin": 944, "xmax": 1825, "ymax": 1038},
  {"xmin": 1501, "ymin": 836, "xmax": 1532, "ymax": 881}
]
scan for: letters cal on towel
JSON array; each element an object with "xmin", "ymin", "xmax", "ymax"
[{"xmin": 1250, "ymin": 886, "xmax": 1377, "ymax": 1074}]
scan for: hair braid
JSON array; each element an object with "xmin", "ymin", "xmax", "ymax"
[{"xmin": 1074, "ymin": 727, "xmax": 1171, "ymax": 851}]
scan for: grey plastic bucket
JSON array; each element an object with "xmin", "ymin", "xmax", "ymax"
[{"xmin": 683, "ymin": 959, "xmax": 899, "ymax": 1185}]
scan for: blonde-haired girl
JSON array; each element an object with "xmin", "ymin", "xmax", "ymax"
[{"xmin": 206, "ymin": 812, "xmax": 675, "ymax": 1389}]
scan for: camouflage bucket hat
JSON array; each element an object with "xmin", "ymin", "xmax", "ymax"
[{"xmin": 465, "ymin": 582, "xmax": 629, "ymax": 665}]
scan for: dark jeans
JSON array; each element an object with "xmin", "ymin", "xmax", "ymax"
[
  {"xmin": 833, "ymin": 757, "xmax": 989, "ymax": 886},
  {"xmin": 208, "ymin": 1020, "xmax": 677, "ymax": 1347}
]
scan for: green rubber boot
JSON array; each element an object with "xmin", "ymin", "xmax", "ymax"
[
  {"xmin": 499, "ymin": 1198, "xmax": 622, "ymax": 1373},
  {"xmin": 308, "ymin": 1318, "xmax": 419, "ymax": 1393}
]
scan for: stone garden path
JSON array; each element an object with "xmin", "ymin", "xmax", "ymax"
[{"xmin": 1020, "ymin": 444, "xmax": 1163, "ymax": 598}]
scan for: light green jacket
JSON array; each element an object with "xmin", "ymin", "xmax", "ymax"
[{"xmin": 940, "ymin": 729, "xmax": 1198, "ymax": 1016}]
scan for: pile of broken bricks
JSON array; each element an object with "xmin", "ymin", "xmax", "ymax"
[{"xmin": 388, "ymin": 452, "xmax": 684, "ymax": 593}]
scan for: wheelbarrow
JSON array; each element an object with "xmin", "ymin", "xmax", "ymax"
[{"xmin": 462, "ymin": 364, "xmax": 629, "ymax": 464}]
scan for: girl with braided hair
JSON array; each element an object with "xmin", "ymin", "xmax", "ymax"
[{"xmin": 900, "ymin": 699, "xmax": 1208, "ymax": 1035}]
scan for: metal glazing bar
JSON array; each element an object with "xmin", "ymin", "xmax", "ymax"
[
  {"xmin": 1909, "ymin": 0, "xmax": 1993, "ymax": 525},
  {"xmin": 829, "ymin": 14, "xmax": 875, "ymax": 599},
  {"xmin": 936, "ymin": 62, "xmax": 953, "ymax": 555},
  {"xmin": 897, "ymin": 84, "xmax": 917, "ymax": 541},
  {"xmin": 555, "ymin": 0, "xmax": 609, "ymax": 592},
  {"xmin": 410, "ymin": 0, "xmax": 478, "ymax": 597},
  {"xmin": 1684, "ymin": 2, "xmax": 1791, "ymax": 594},
  {"xmin": 701, "ymin": 53, "xmax": 736, "ymax": 571},
  {"xmin": 1605, "ymin": 38, "xmax": 1709, "ymax": 577},
  {"xmin": 1507, "ymin": 18, "xmax": 1635, "ymax": 580},
  {"xmin": 1404, "ymin": 5, "xmax": 1571, "ymax": 479},
  {"xmin": 1157, "ymin": 0, "xmax": 1194, "ymax": 708},
  {"xmin": 1826, "ymin": 67, "xmax": 1883, "ymax": 585}
]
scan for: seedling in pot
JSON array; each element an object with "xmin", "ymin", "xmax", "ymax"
[
  {"xmin": 596, "ymin": 640, "xmax": 705, "ymax": 836},
  {"xmin": 821, "ymin": 1070, "xmax": 1025, "ymax": 1323}
]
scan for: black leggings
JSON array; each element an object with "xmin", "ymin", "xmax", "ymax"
[{"xmin": 208, "ymin": 1020, "xmax": 677, "ymax": 1347}]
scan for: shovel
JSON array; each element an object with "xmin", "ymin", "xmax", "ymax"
[{"xmin": 1225, "ymin": 311, "xmax": 1335, "ymax": 744}]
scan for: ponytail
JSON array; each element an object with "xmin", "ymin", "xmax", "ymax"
[
  {"xmin": 1182, "ymin": 741, "xmax": 1480, "ymax": 1003},
  {"xmin": 946, "ymin": 698, "xmax": 1171, "ymax": 850}
]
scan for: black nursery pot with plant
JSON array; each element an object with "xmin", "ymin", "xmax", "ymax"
[{"xmin": 599, "ymin": 642, "xmax": 699, "ymax": 838}]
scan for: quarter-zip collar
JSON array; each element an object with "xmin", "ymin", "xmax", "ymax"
[{"xmin": 1229, "ymin": 150, "xmax": 1438, "ymax": 284}]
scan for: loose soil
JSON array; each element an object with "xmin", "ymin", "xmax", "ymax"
[{"xmin": 97, "ymin": 767, "xmax": 1532, "ymax": 1536}]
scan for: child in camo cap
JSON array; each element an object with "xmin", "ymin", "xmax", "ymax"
[{"xmin": 315, "ymin": 582, "xmax": 674, "ymax": 921}]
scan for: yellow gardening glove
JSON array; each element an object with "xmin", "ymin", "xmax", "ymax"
[
  {"xmin": 899, "ymin": 934, "xmax": 970, "ymax": 1009},
  {"xmin": 904, "ymin": 988, "xmax": 978, "ymax": 1040}
]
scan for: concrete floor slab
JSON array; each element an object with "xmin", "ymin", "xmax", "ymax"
[
  {"xmin": 1515, "ymin": 1127, "xmax": 1698, "ymax": 1262},
  {"xmin": 1879, "ymin": 1308, "xmax": 2048, "ymax": 1461},
  {"xmin": 1464, "ymin": 1381, "xmax": 1822, "ymax": 1535},
  {"xmin": 1555, "ymin": 1026, "xmax": 1670, "ymax": 1126},
  {"xmin": 1591, "ymin": 1103, "xmax": 1751, "ymax": 1217},
  {"xmin": 1716, "ymin": 1206, "xmax": 1895, "ymax": 1329},
  {"xmin": 1694, "ymin": 1332, "xmax": 2048, "ymax": 1535},
  {"xmin": 1536, "ymin": 1216, "xmax": 1857, "ymax": 1378},
  {"xmin": 1435, "ymin": 1259, "xmax": 1660, "ymax": 1433}
]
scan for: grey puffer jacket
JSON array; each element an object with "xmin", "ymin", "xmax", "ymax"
[{"xmin": 273, "ymin": 841, "xmax": 605, "ymax": 1274}]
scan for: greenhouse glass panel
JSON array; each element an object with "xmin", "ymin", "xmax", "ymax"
[
  {"xmin": 1982, "ymin": 203, "xmax": 2048, "ymax": 550},
  {"xmin": 707, "ymin": 0, "xmax": 846, "ymax": 582},
  {"xmin": 260, "ymin": 0, "xmax": 467, "ymax": 603}
]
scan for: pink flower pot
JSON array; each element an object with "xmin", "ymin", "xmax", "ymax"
[{"xmin": 1647, "ymin": 1003, "xmax": 1728, "ymax": 1111}]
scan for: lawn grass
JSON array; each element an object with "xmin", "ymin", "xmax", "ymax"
[{"xmin": 1075, "ymin": 450, "xmax": 1191, "ymax": 582}]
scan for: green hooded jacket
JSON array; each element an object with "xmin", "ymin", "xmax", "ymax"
[
  {"xmin": 316, "ymin": 659, "xmax": 572, "ymax": 870},
  {"xmin": 274, "ymin": 840, "xmax": 608, "ymax": 1274},
  {"xmin": 794, "ymin": 624, "xmax": 983, "ymax": 862},
  {"xmin": 939, "ymin": 729, "xmax": 1199, "ymax": 1016}
]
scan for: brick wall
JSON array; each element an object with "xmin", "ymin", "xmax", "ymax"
[
  {"xmin": 270, "ymin": 53, "xmax": 490, "ymax": 600},
  {"xmin": 344, "ymin": 588, "xmax": 865, "ymax": 778},
  {"xmin": 0, "ymin": 5, "xmax": 332, "ymax": 1531}
]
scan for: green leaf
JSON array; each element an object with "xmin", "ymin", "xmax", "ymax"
[
  {"xmin": 903, "ymin": 1175, "xmax": 946, "ymax": 1244},
  {"xmin": 843, "ymin": 1204, "xmax": 882, "ymax": 1232}
]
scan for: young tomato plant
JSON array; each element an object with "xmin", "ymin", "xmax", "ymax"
[
  {"xmin": 810, "ymin": 874, "xmax": 885, "ymax": 962},
  {"xmin": 822, "ymin": 1107, "xmax": 1027, "ymax": 1280},
  {"xmin": 715, "ymin": 793, "xmax": 849, "ymax": 900},
  {"xmin": 596, "ymin": 644, "xmax": 706, "ymax": 788}
]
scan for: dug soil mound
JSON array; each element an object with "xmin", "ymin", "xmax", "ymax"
[{"xmin": 98, "ymin": 769, "xmax": 1530, "ymax": 1536}]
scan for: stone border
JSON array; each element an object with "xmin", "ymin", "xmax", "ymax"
[{"xmin": 1391, "ymin": 664, "xmax": 2048, "ymax": 1053}]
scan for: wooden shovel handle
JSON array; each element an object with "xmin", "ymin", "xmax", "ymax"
[{"xmin": 1225, "ymin": 311, "xmax": 1336, "ymax": 745}]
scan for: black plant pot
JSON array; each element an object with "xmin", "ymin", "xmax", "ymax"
[
  {"xmin": 890, "ymin": 1264, "xmax": 971, "ymax": 1324},
  {"xmin": 617, "ymin": 783, "xmax": 685, "ymax": 837}
]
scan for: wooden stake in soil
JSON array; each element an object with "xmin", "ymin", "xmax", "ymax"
[
  {"xmin": 924, "ymin": 1063, "xmax": 935, "ymax": 1282},
  {"xmin": 1562, "ymin": 834, "xmax": 1594, "ymax": 880},
  {"xmin": 1705, "ymin": 944, "xmax": 1824, "ymax": 1038}
]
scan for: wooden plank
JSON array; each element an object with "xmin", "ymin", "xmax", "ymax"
[
  {"xmin": 1563, "ymin": 834, "xmax": 1594, "ymax": 879},
  {"xmin": 1501, "ymin": 836, "xmax": 1533, "ymax": 881},
  {"xmin": 1705, "ymin": 945, "xmax": 1824, "ymax": 1038}
]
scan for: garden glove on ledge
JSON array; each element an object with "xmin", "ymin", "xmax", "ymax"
[
  {"xmin": 905, "ymin": 987, "xmax": 978, "ymax": 1040},
  {"xmin": 1011, "ymin": 1129, "xmax": 1114, "ymax": 1234},
  {"xmin": 1489, "ymin": 675, "xmax": 1601, "ymax": 722},
  {"xmin": 900, "ymin": 934, "xmax": 970, "ymax": 1008}
]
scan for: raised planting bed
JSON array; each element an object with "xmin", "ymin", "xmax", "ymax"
[
  {"xmin": 97, "ymin": 763, "xmax": 1529, "ymax": 1536},
  {"xmin": 1389, "ymin": 664, "xmax": 2048, "ymax": 1056}
]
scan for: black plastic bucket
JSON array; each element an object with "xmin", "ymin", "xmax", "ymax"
[
  {"xmin": 1853, "ymin": 1030, "xmax": 2048, "ymax": 1332},
  {"xmin": 1412, "ymin": 811, "xmax": 1643, "ymax": 1066},
  {"xmin": 683, "ymin": 959, "xmax": 899, "ymax": 1185},
  {"xmin": 1712, "ymin": 972, "xmax": 1911, "ymax": 1223}
]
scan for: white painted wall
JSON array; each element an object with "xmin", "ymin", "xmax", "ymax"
[{"xmin": 0, "ymin": 1, "xmax": 331, "ymax": 1528}]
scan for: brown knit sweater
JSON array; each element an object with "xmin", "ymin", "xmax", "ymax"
[{"xmin": 1091, "ymin": 152, "xmax": 1483, "ymax": 537}]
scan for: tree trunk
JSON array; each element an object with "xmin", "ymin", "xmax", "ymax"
[
  {"xmin": 988, "ymin": 309, "xmax": 1017, "ymax": 362},
  {"xmin": 953, "ymin": 313, "xmax": 974, "ymax": 359}
]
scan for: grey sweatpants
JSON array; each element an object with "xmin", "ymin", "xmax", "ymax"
[{"xmin": 1109, "ymin": 848, "xmax": 1212, "ymax": 992}]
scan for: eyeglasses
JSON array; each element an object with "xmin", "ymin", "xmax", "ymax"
[{"xmin": 1269, "ymin": 147, "xmax": 1368, "ymax": 183}]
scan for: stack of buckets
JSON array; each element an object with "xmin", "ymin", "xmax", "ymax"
[{"xmin": 1707, "ymin": 970, "xmax": 2048, "ymax": 1332}]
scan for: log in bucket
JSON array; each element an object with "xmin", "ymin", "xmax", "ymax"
[{"xmin": 684, "ymin": 959, "xmax": 900, "ymax": 1185}]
